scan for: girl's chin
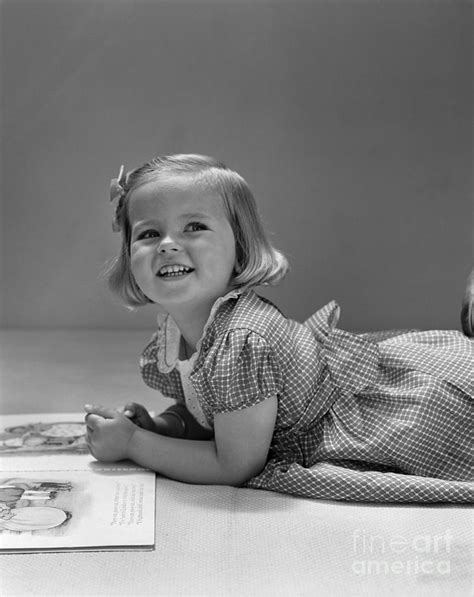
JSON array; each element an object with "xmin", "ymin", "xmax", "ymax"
[{"xmin": 147, "ymin": 286, "xmax": 197, "ymax": 306}]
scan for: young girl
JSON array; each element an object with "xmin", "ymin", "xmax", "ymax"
[{"xmin": 85, "ymin": 154, "xmax": 473, "ymax": 502}]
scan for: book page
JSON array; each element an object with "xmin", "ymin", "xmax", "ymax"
[
  {"xmin": 0, "ymin": 412, "xmax": 89, "ymax": 455},
  {"xmin": 0, "ymin": 414, "xmax": 156, "ymax": 552},
  {"xmin": 0, "ymin": 469, "xmax": 155, "ymax": 551}
]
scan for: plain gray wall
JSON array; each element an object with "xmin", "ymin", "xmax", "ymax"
[{"xmin": 1, "ymin": 0, "xmax": 472, "ymax": 332}]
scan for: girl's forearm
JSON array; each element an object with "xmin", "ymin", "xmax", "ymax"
[
  {"xmin": 126, "ymin": 427, "xmax": 246, "ymax": 486},
  {"xmin": 152, "ymin": 413, "xmax": 184, "ymax": 437},
  {"xmin": 168, "ymin": 403, "xmax": 214, "ymax": 440},
  {"xmin": 153, "ymin": 404, "xmax": 214, "ymax": 440}
]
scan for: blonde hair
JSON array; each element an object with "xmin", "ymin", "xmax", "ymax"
[{"xmin": 106, "ymin": 154, "xmax": 289, "ymax": 307}]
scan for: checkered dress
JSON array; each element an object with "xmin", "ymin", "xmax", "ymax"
[{"xmin": 140, "ymin": 291, "xmax": 473, "ymax": 503}]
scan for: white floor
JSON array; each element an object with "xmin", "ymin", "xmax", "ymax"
[{"xmin": 0, "ymin": 329, "xmax": 472, "ymax": 597}]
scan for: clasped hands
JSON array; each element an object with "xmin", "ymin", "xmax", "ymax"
[{"xmin": 84, "ymin": 403, "xmax": 155, "ymax": 462}]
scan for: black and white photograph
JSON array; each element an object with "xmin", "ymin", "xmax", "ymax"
[{"xmin": 0, "ymin": 0, "xmax": 472, "ymax": 595}]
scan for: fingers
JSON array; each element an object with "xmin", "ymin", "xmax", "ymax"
[
  {"xmin": 84, "ymin": 413, "xmax": 104, "ymax": 432},
  {"xmin": 84, "ymin": 404, "xmax": 118, "ymax": 419},
  {"xmin": 119, "ymin": 403, "xmax": 154, "ymax": 429},
  {"xmin": 84, "ymin": 413, "xmax": 98, "ymax": 456},
  {"xmin": 84, "ymin": 410, "xmax": 135, "ymax": 463},
  {"xmin": 85, "ymin": 427, "xmax": 94, "ymax": 454},
  {"xmin": 120, "ymin": 403, "xmax": 140, "ymax": 420},
  {"xmin": 84, "ymin": 405, "xmax": 120, "ymax": 447},
  {"xmin": 84, "ymin": 409, "xmax": 112, "ymax": 457}
]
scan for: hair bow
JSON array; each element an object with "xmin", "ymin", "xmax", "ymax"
[{"xmin": 109, "ymin": 165, "xmax": 127, "ymax": 232}]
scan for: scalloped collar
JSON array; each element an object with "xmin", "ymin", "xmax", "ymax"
[{"xmin": 153, "ymin": 289, "xmax": 244, "ymax": 373}]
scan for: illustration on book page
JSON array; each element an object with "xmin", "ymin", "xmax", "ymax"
[{"xmin": 0, "ymin": 420, "xmax": 87, "ymax": 454}]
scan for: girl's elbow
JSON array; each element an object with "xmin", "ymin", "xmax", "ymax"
[{"xmin": 223, "ymin": 459, "xmax": 267, "ymax": 487}]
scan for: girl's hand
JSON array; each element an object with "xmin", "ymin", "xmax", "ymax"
[
  {"xmin": 120, "ymin": 402, "xmax": 157, "ymax": 432},
  {"xmin": 84, "ymin": 405, "xmax": 137, "ymax": 462}
]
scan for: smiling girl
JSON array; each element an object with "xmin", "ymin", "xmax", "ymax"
[{"xmin": 84, "ymin": 154, "xmax": 473, "ymax": 502}]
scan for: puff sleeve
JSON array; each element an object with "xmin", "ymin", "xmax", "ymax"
[{"xmin": 190, "ymin": 330, "xmax": 282, "ymax": 421}]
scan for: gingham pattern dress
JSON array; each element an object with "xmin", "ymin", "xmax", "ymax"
[{"xmin": 140, "ymin": 291, "xmax": 473, "ymax": 503}]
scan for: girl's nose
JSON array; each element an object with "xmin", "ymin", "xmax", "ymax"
[{"xmin": 157, "ymin": 235, "xmax": 181, "ymax": 253}]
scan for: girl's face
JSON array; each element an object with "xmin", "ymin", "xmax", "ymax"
[{"xmin": 128, "ymin": 175, "xmax": 236, "ymax": 317}]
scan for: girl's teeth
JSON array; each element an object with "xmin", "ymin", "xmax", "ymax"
[{"xmin": 159, "ymin": 265, "xmax": 193, "ymax": 277}]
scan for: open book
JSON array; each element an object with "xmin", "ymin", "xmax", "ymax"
[{"xmin": 0, "ymin": 413, "xmax": 156, "ymax": 553}]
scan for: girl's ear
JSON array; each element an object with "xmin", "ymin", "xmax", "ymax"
[
  {"xmin": 233, "ymin": 241, "xmax": 245, "ymax": 275},
  {"xmin": 232, "ymin": 256, "xmax": 244, "ymax": 280}
]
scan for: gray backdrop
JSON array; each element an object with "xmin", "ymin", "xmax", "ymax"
[{"xmin": 1, "ymin": 0, "xmax": 472, "ymax": 331}]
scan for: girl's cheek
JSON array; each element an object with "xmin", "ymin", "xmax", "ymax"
[
  {"xmin": 130, "ymin": 244, "xmax": 145, "ymax": 264},
  {"xmin": 129, "ymin": 251, "xmax": 142, "ymax": 276}
]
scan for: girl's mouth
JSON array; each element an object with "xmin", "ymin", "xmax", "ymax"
[{"xmin": 157, "ymin": 264, "xmax": 194, "ymax": 278}]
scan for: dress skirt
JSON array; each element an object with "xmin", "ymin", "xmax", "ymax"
[{"xmin": 247, "ymin": 302, "xmax": 473, "ymax": 503}]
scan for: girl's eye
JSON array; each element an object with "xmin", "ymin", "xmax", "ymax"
[
  {"xmin": 137, "ymin": 229, "xmax": 159, "ymax": 240},
  {"xmin": 186, "ymin": 222, "xmax": 207, "ymax": 232}
]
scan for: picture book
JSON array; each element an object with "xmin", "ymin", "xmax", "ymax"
[{"xmin": 0, "ymin": 412, "xmax": 156, "ymax": 553}]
